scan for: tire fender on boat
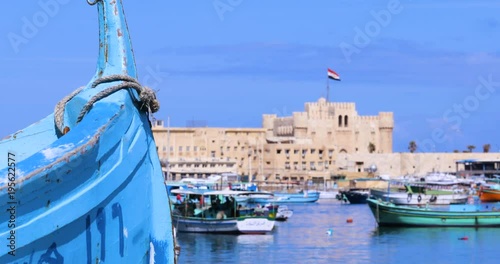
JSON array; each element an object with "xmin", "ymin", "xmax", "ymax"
[
  {"xmin": 407, "ymin": 193, "xmax": 412, "ymax": 203},
  {"xmin": 417, "ymin": 195, "xmax": 422, "ymax": 203}
]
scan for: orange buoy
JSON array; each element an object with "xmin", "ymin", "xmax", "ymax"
[{"xmin": 346, "ymin": 218, "xmax": 353, "ymax": 223}]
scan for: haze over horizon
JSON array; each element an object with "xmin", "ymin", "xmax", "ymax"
[{"xmin": 1, "ymin": 0, "xmax": 499, "ymax": 153}]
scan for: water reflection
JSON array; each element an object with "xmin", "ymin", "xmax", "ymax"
[
  {"xmin": 177, "ymin": 233, "xmax": 238, "ymax": 264},
  {"xmin": 371, "ymin": 226, "xmax": 496, "ymax": 237},
  {"xmin": 237, "ymin": 234, "xmax": 274, "ymax": 245},
  {"xmin": 369, "ymin": 225, "xmax": 500, "ymax": 263}
]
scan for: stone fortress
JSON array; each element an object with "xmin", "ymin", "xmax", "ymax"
[{"xmin": 152, "ymin": 98, "xmax": 499, "ymax": 183}]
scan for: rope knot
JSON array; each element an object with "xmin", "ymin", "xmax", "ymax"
[
  {"xmin": 54, "ymin": 74, "xmax": 160, "ymax": 135},
  {"xmin": 139, "ymin": 86, "xmax": 160, "ymax": 113}
]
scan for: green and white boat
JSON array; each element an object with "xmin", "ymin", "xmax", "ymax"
[
  {"xmin": 367, "ymin": 198, "xmax": 500, "ymax": 227},
  {"xmin": 370, "ymin": 184, "xmax": 469, "ymax": 205}
]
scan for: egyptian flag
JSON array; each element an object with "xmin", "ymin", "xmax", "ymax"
[{"xmin": 327, "ymin": 68, "xmax": 341, "ymax": 81}]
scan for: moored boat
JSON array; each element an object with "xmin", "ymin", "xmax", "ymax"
[
  {"xmin": 271, "ymin": 190, "xmax": 320, "ymax": 203},
  {"xmin": 171, "ymin": 190, "xmax": 275, "ymax": 234},
  {"xmin": 479, "ymin": 187, "xmax": 500, "ymax": 202},
  {"xmin": 370, "ymin": 185, "xmax": 469, "ymax": 205},
  {"xmin": 367, "ymin": 198, "xmax": 500, "ymax": 227},
  {"xmin": 0, "ymin": 0, "xmax": 175, "ymax": 263},
  {"xmin": 337, "ymin": 189, "xmax": 371, "ymax": 204},
  {"xmin": 275, "ymin": 205, "xmax": 294, "ymax": 221},
  {"xmin": 247, "ymin": 191, "xmax": 319, "ymax": 204},
  {"xmin": 319, "ymin": 190, "xmax": 340, "ymax": 199}
]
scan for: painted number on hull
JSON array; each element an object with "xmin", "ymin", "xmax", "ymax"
[
  {"xmin": 86, "ymin": 203, "xmax": 124, "ymax": 263},
  {"xmin": 17, "ymin": 243, "xmax": 63, "ymax": 264},
  {"xmin": 37, "ymin": 243, "xmax": 63, "ymax": 264}
]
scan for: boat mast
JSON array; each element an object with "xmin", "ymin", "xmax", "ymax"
[
  {"xmin": 249, "ymin": 148, "xmax": 252, "ymax": 183},
  {"xmin": 167, "ymin": 116, "xmax": 171, "ymax": 181}
]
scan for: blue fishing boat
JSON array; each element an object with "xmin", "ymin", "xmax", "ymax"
[
  {"xmin": 272, "ymin": 190, "xmax": 320, "ymax": 203},
  {"xmin": 0, "ymin": 0, "xmax": 175, "ymax": 263},
  {"xmin": 245, "ymin": 190, "xmax": 319, "ymax": 204}
]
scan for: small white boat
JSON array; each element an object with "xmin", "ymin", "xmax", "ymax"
[
  {"xmin": 276, "ymin": 205, "xmax": 294, "ymax": 221},
  {"xmin": 319, "ymin": 190, "xmax": 339, "ymax": 199}
]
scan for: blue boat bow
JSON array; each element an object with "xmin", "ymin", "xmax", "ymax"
[{"xmin": 0, "ymin": 0, "xmax": 175, "ymax": 263}]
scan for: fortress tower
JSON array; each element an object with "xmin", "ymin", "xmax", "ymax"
[{"xmin": 378, "ymin": 112, "xmax": 394, "ymax": 153}]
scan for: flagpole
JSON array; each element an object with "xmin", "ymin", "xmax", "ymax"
[{"xmin": 326, "ymin": 73, "xmax": 330, "ymax": 102}]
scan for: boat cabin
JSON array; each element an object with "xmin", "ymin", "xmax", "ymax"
[{"xmin": 456, "ymin": 159, "xmax": 500, "ymax": 179}]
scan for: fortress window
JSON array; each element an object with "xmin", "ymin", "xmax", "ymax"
[
  {"xmin": 338, "ymin": 115, "xmax": 343, "ymax": 127},
  {"xmin": 344, "ymin": 115, "xmax": 349, "ymax": 127}
]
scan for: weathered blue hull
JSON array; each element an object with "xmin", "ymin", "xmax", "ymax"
[
  {"xmin": 271, "ymin": 192, "xmax": 320, "ymax": 203},
  {"xmin": 1, "ymin": 110, "xmax": 174, "ymax": 263},
  {"xmin": 250, "ymin": 196, "xmax": 319, "ymax": 204},
  {"xmin": 0, "ymin": 0, "xmax": 175, "ymax": 263}
]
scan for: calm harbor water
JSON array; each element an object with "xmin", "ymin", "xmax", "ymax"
[{"xmin": 176, "ymin": 200, "xmax": 500, "ymax": 264}]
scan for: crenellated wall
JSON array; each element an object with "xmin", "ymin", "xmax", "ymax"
[
  {"xmin": 259, "ymin": 98, "xmax": 394, "ymax": 154},
  {"xmin": 273, "ymin": 117, "xmax": 294, "ymax": 136}
]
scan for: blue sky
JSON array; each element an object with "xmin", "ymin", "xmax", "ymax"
[{"xmin": 0, "ymin": 0, "xmax": 499, "ymax": 153}]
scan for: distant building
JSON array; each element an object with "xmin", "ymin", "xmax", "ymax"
[
  {"xmin": 262, "ymin": 98, "xmax": 394, "ymax": 154},
  {"xmin": 152, "ymin": 97, "xmax": 500, "ymax": 182},
  {"xmin": 152, "ymin": 98, "xmax": 394, "ymax": 182}
]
